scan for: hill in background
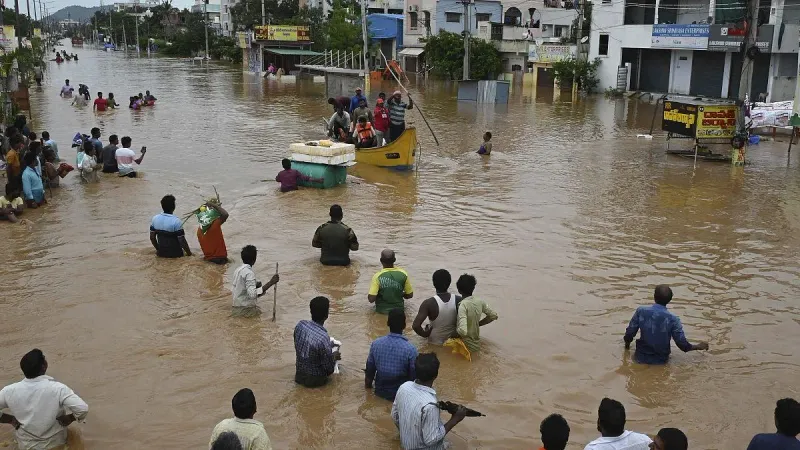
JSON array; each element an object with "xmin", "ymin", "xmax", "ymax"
[{"xmin": 50, "ymin": 5, "xmax": 102, "ymax": 22}]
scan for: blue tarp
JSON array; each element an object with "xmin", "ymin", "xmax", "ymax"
[{"xmin": 368, "ymin": 14, "xmax": 404, "ymax": 42}]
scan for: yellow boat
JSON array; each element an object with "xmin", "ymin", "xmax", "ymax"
[{"xmin": 355, "ymin": 127, "xmax": 416, "ymax": 170}]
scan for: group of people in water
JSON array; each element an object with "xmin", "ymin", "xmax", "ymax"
[
  {"xmin": 0, "ymin": 80, "xmax": 798, "ymax": 450},
  {"xmin": 52, "ymin": 49, "xmax": 79, "ymax": 64},
  {"xmin": 0, "ymin": 117, "xmax": 148, "ymax": 222},
  {"xmin": 0, "ymin": 116, "xmax": 68, "ymax": 221},
  {"xmin": 327, "ymin": 87, "xmax": 414, "ymax": 149},
  {"xmin": 58, "ymin": 79, "xmax": 156, "ymax": 111}
]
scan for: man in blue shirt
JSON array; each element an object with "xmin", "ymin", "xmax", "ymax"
[
  {"xmin": 623, "ymin": 285, "xmax": 708, "ymax": 364},
  {"xmin": 294, "ymin": 296, "xmax": 339, "ymax": 388},
  {"xmin": 365, "ymin": 308, "xmax": 418, "ymax": 401},
  {"xmin": 747, "ymin": 398, "xmax": 800, "ymax": 450},
  {"xmin": 349, "ymin": 87, "xmax": 366, "ymax": 113},
  {"xmin": 88, "ymin": 127, "xmax": 104, "ymax": 164},
  {"xmin": 149, "ymin": 195, "xmax": 192, "ymax": 258}
]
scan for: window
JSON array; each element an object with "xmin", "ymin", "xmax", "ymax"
[
  {"xmin": 224, "ymin": 5, "xmax": 228, "ymax": 12},
  {"xmin": 553, "ymin": 25, "xmax": 563, "ymax": 37},
  {"xmin": 476, "ymin": 13, "xmax": 491, "ymax": 22},
  {"xmin": 599, "ymin": 34, "xmax": 609, "ymax": 55},
  {"xmin": 446, "ymin": 12, "xmax": 461, "ymax": 23},
  {"xmin": 410, "ymin": 11, "xmax": 418, "ymax": 29},
  {"xmin": 602, "ymin": 0, "xmax": 611, "ymax": 4}
]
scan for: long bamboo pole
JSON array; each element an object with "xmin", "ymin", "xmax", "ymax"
[{"xmin": 379, "ymin": 50, "xmax": 439, "ymax": 146}]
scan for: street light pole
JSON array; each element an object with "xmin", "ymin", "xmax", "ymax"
[
  {"xmin": 204, "ymin": 0, "xmax": 209, "ymax": 60},
  {"xmin": 135, "ymin": 14, "xmax": 139, "ymax": 55}
]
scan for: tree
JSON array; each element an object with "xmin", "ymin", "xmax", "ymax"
[
  {"xmin": 325, "ymin": 0, "xmax": 362, "ymax": 53},
  {"xmin": 423, "ymin": 31, "xmax": 502, "ymax": 80},
  {"xmin": 550, "ymin": 57, "xmax": 601, "ymax": 93}
]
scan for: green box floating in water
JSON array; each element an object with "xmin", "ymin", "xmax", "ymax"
[{"xmin": 291, "ymin": 161, "xmax": 348, "ymax": 189}]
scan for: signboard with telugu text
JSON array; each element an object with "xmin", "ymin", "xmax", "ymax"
[
  {"xmin": 651, "ymin": 24, "xmax": 709, "ymax": 50},
  {"xmin": 527, "ymin": 44, "xmax": 576, "ymax": 63},
  {"xmin": 254, "ymin": 25, "xmax": 310, "ymax": 42},
  {"xmin": 695, "ymin": 105, "xmax": 739, "ymax": 138},
  {"xmin": 662, "ymin": 101, "xmax": 698, "ymax": 137}
]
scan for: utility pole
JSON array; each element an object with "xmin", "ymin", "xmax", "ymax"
[
  {"xmin": 204, "ymin": 0, "xmax": 210, "ymax": 59},
  {"xmin": 261, "ymin": 0, "xmax": 266, "ymax": 25},
  {"xmin": 25, "ymin": 0, "xmax": 32, "ymax": 37},
  {"xmin": 135, "ymin": 14, "xmax": 139, "ymax": 54},
  {"xmin": 461, "ymin": 0, "xmax": 470, "ymax": 80},
  {"xmin": 733, "ymin": 0, "xmax": 759, "ymax": 165},
  {"xmin": 122, "ymin": 15, "xmax": 127, "ymax": 52},
  {"xmin": 573, "ymin": 0, "xmax": 584, "ymax": 95},
  {"xmin": 362, "ymin": 0, "xmax": 368, "ymax": 77},
  {"xmin": 14, "ymin": 0, "xmax": 23, "ymax": 49}
]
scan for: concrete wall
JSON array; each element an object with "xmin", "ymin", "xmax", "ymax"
[
  {"xmin": 590, "ymin": 23, "xmax": 652, "ymax": 90},
  {"xmin": 326, "ymin": 72, "xmax": 364, "ymax": 99},
  {"xmin": 404, "ymin": 0, "xmax": 437, "ymax": 47}
]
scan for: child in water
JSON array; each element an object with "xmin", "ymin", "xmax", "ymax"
[
  {"xmin": 477, "ymin": 132, "xmax": 492, "ymax": 156},
  {"xmin": 0, "ymin": 183, "xmax": 24, "ymax": 222},
  {"xmin": 78, "ymin": 141, "xmax": 100, "ymax": 183}
]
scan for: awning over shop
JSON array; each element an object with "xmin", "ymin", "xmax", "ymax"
[
  {"xmin": 398, "ymin": 47, "xmax": 425, "ymax": 57},
  {"xmin": 263, "ymin": 48, "xmax": 323, "ymax": 56}
]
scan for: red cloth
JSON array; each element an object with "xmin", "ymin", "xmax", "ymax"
[
  {"xmin": 373, "ymin": 106, "xmax": 389, "ymax": 132},
  {"xmin": 197, "ymin": 219, "xmax": 227, "ymax": 260},
  {"xmin": 93, "ymin": 98, "xmax": 108, "ymax": 111}
]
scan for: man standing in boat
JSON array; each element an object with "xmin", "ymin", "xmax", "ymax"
[{"xmin": 387, "ymin": 91, "xmax": 413, "ymax": 143}]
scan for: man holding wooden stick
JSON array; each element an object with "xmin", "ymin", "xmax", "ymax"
[
  {"xmin": 231, "ymin": 245, "xmax": 279, "ymax": 317},
  {"xmin": 387, "ymin": 91, "xmax": 413, "ymax": 143}
]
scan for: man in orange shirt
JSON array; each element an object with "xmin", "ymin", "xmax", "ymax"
[
  {"xmin": 197, "ymin": 202, "xmax": 230, "ymax": 265},
  {"xmin": 4, "ymin": 134, "xmax": 24, "ymax": 188}
]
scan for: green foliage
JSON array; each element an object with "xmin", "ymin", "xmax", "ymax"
[
  {"xmin": 469, "ymin": 38, "xmax": 502, "ymax": 80},
  {"xmin": 604, "ymin": 87, "xmax": 625, "ymax": 97},
  {"xmin": 210, "ymin": 36, "xmax": 242, "ymax": 61},
  {"xmin": 551, "ymin": 57, "xmax": 601, "ymax": 93},
  {"xmin": 325, "ymin": 0, "xmax": 363, "ymax": 53},
  {"xmin": 423, "ymin": 31, "xmax": 502, "ymax": 80}
]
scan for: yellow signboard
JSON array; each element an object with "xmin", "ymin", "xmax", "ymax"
[
  {"xmin": 696, "ymin": 105, "xmax": 738, "ymax": 138},
  {"xmin": 254, "ymin": 25, "xmax": 310, "ymax": 42},
  {"xmin": 33, "ymin": 28, "xmax": 41, "ymax": 37},
  {"xmin": 237, "ymin": 32, "xmax": 248, "ymax": 49}
]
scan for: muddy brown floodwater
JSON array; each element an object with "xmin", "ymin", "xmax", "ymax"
[{"xmin": 2, "ymin": 46, "xmax": 800, "ymax": 450}]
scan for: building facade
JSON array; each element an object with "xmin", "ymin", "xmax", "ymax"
[
  {"xmin": 220, "ymin": 0, "xmax": 238, "ymax": 36},
  {"xmin": 400, "ymin": 0, "xmax": 576, "ymax": 74},
  {"xmin": 192, "ymin": 0, "xmax": 222, "ymax": 33},
  {"xmin": 590, "ymin": 0, "xmax": 800, "ymax": 101}
]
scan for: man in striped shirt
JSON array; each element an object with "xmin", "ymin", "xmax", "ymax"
[
  {"xmin": 387, "ymin": 90, "xmax": 413, "ymax": 143},
  {"xmin": 391, "ymin": 353, "xmax": 466, "ymax": 450}
]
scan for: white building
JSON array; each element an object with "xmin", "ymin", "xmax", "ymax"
[
  {"xmin": 590, "ymin": 0, "xmax": 800, "ymax": 101},
  {"xmin": 220, "ymin": 0, "xmax": 239, "ymax": 36},
  {"xmin": 192, "ymin": 0, "xmax": 222, "ymax": 32},
  {"xmin": 400, "ymin": 0, "xmax": 577, "ymax": 73}
]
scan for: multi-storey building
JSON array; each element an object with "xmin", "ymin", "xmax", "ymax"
[{"xmin": 589, "ymin": 0, "xmax": 799, "ymax": 101}]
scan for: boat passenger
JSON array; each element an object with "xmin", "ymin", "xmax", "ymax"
[
  {"xmin": 327, "ymin": 105, "xmax": 351, "ymax": 143},
  {"xmin": 349, "ymin": 87, "xmax": 366, "ymax": 113},
  {"xmin": 386, "ymin": 91, "xmax": 413, "ymax": 143},
  {"xmin": 354, "ymin": 116, "xmax": 376, "ymax": 149},
  {"xmin": 351, "ymin": 98, "xmax": 373, "ymax": 129},
  {"xmin": 373, "ymin": 98, "xmax": 390, "ymax": 145}
]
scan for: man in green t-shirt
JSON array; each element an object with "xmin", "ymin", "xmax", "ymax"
[{"xmin": 368, "ymin": 249, "xmax": 414, "ymax": 314}]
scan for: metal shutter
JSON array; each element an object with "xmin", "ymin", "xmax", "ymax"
[{"xmin": 690, "ymin": 51, "xmax": 726, "ymax": 97}]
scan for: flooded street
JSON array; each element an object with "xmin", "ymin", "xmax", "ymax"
[{"xmin": 2, "ymin": 46, "xmax": 800, "ymax": 449}]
